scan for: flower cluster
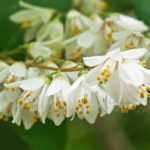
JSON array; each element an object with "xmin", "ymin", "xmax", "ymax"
[{"xmin": 0, "ymin": 1, "xmax": 150, "ymax": 129}]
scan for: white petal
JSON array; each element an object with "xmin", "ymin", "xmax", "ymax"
[
  {"xmin": 10, "ymin": 10, "xmax": 39, "ymax": 23},
  {"xmin": 85, "ymin": 93, "xmax": 99, "ymax": 124},
  {"xmin": 105, "ymin": 69, "xmax": 121, "ymax": 104},
  {"xmin": 20, "ymin": 77, "xmax": 45, "ymax": 91},
  {"xmin": 120, "ymin": 82, "xmax": 147, "ymax": 106},
  {"xmin": 48, "ymin": 101, "xmax": 65, "ymax": 126},
  {"xmin": 122, "ymin": 48, "xmax": 147, "ymax": 59},
  {"xmin": 141, "ymin": 67, "xmax": 150, "ymax": 83},
  {"xmin": 22, "ymin": 110, "xmax": 35, "ymax": 130},
  {"xmin": 0, "ymin": 89, "xmax": 20, "ymax": 112},
  {"xmin": 92, "ymin": 85, "xmax": 115, "ymax": 116},
  {"xmin": 0, "ymin": 68, "xmax": 9, "ymax": 83},
  {"xmin": 24, "ymin": 24, "xmax": 40, "ymax": 42},
  {"xmin": 85, "ymin": 65, "xmax": 101, "ymax": 85},
  {"xmin": 77, "ymin": 32, "xmax": 95, "ymax": 48},
  {"xmin": 38, "ymin": 85, "xmax": 52, "ymax": 123},
  {"xmin": 50, "ymin": 113, "xmax": 65, "ymax": 126},
  {"xmin": 12, "ymin": 106, "xmax": 22, "ymax": 126},
  {"xmin": 116, "ymin": 14, "xmax": 148, "ymax": 32},
  {"xmin": 27, "ymin": 67, "xmax": 41, "ymax": 78},
  {"xmin": 46, "ymin": 79, "xmax": 69, "ymax": 96},
  {"xmin": 83, "ymin": 56, "xmax": 107, "ymax": 67},
  {"xmin": 29, "ymin": 43, "xmax": 52, "ymax": 60},
  {"xmin": 65, "ymin": 76, "xmax": 84, "ymax": 117},
  {"xmin": 9, "ymin": 62, "xmax": 27, "ymax": 77},
  {"xmin": 119, "ymin": 63, "xmax": 144, "ymax": 86}
]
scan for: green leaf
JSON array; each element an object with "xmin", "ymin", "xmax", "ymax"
[
  {"xmin": 14, "ymin": 121, "xmax": 67, "ymax": 150},
  {"xmin": 132, "ymin": 0, "xmax": 150, "ymax": 25},
  {"xmin": 0, "ymin": 0, "xmax": 23, "ymax": 50}
]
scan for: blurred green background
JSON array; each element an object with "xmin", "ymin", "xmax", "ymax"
[{"xmin": 0, "ymin": 0, "xmax": 150, "ymax": 150}]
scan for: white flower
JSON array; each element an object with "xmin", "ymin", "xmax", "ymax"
[
  {"xmin": 9, "ymin": 62, "xmax": 27, "ymax": 78},
  {"xmin": 73, "ymin": 0, "xmax": 108, "ymax": 14},
  {"xmin": 10, "ymin": 1, "xmax": 55, "ymax": 42},
  {"xmin": 28, "ymin": 43, "xmax": 52, "ymax": 61},
  {"xmin": 65, "ymin": 10, "xmax": 93, "ymax": 37},
  {"xmin": 38, "ymin": 77, "xmax": 70, "ymax": 126},
  {"xmin": 8, "ymin": 77, "xmax": 46, "ymax": 129},
  {"xmin": 0, "ymin": 62, "xmax": 27, "ymax": 84},
  {"xmin": 66, "ymin": 75, "xmax": 99, "ymax": 124},
  {"xmin": 91, "ymin": 85, "xmax": 115, "ymax": 116},
  {"xmin": 0, "ymin": 88, "xmax": 21, "ymax": 116},
  {"xmin": 116, "ymin": 14, "xmax": 148, "ymax": 32},
  {"xmin": 103, "ymin": 14, "xmax": 148, "ymax": 43},
  {"xmin": 27, "ymin": 67, "xmax": 41, "ymax": 78},
  {"xmin": 38, "ymin": 84, "xmax": 50, "ymax": 123},
  {"xmin": 65, "ymin": 12, "xmax": 107, "ymax": 59},
  {"xmin": 11, "ymin": 103, "xmax": 38, "ymax": 130},
  {"xmin": 110, "ymin": 32, "xmax": 145, "ymax": 50},
  {"xmin": 5, "ymin": 77, "xmax": 46, "ymax": 110},
  {"xmin": 37, "ymin": 19, "xmax": 64, "ymax": 42},
  {"xmin": 84, "ymin": 48, "xmax": 150, "ymax": 110}
]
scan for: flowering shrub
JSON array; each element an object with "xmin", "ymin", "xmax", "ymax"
[{"xmin": 0, "ymin": 0, "xmax": 150, "ymax": 130}]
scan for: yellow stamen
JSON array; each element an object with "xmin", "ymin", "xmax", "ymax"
[
  {"xmin": 97, "ymin": 67, "xmax": 111, "ymax": 84},
  {"xmin": 120, "ymin": 104, "xmax": 137, "ymax": 113},
  {"xmin": 21, "ymin": 20, "xmax": 32, "ymax": 29}
]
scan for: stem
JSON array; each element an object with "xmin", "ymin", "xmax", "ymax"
[
  {"xmin": 26, "ymin": 62, "xmax": 84, "ymax": 72},
  {"xmin": 1, "ymin": 43, "xmax": 29, "ymax": 56},
  {"xmin": 63, "ymin": 36, "xmax": 79, "ymax": 46},
  {"xmin": 0, "ymin": 56, "xmax": 85, "ymax": 72},
  {"xmin": 41, "ymin": 38, "xmax": 62, "ymax": 46}
]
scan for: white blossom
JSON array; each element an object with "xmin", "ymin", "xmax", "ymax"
[
  {"xmin": 103, "ymin": 14, "xmax": 148, "ymax": 43},
  {"xmin": 28, "ymin": 43, "xmax": 52, "ymax": 61},
  {"xmin": 10, "ymin": 1, "xmax": 55, "ymax": 42},
  {"xmin": 73, "ymin": 0, "xmax": 108, "ymax": 14},
  {"xmin": 66, "ymin": 75, "xmax": 99, "ymax": 123},
  {"xmin": 110, "ymin": 32, "xmax": 145, "ymax": 50},
  {"xmin": 65, "ymin": 11, "xmax": 107, "ymax": 58},
  {"xmin": 0, "ymin": 62, "xmax": 27, "ymax": 84},
  {"xmin": 84, "ymin": 48, "xmax": 150, "ymax": 110},
  {"xmin": 0, "ymin": 0, "xmax": 149, "ymax": 129},
  {"xmin": 37, "ymin": 76, "xmax": 71, "ymax": 125}
]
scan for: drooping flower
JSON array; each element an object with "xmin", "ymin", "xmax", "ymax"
[
  {"xmin": 10, "ymin": 1, "xmax": 55, "ymax": 42},
  {"xmin": 36, "ymin": 19, "xmax": 64, "ymax": 42},
  {"xmin": 5, "ymin": 76, "xmax": 47, "ymax": 129},
  {"xmin": 38, "ymin": 76, "xmax": 71, "ymax": 126},
  {"xmin": 73, "ymin": 0, "xmax": 108, "ymax": 15},
  {"xmin": 65, "ymin": 10, "xmax": 93, "ymax": 37},
  {"xmin": 91, "ymin": 85, "xmax": 115, "ymax": 117},
  {"xmin": 65, "ymin": 11, "xmax": 107, "ymax": 59},
  {"xmin": 110, "ymin": 32, "xmax": 145, "ymax": 50},
  {"xmin": 103, "ymin": 13, "xmax": 148, "ymax": 43},
  {"xmin": 5, "ymin": 76, "xmax": 46, "ymax": 110},
  {"xmin": 0, "ymin": 88, "xmax": 21, "ymax": 121},
  {"xmin": 11, "ymin": 102, "xmax": 39, "ymax": 130},
  {"xmin": 28, "ymin": 42, "xmax": 52, "ymax": 62},
  {"xmin": 0, "ymin": 62, "xmax": 27, "ymax": 84},
  {"xmin": 65, "ymin": 75, "xmax": 100, "ymax": 123},
  {"xmin": 66, "ymin": 73, "xmax": 116, "ymax": 122},
  {"xmin": 84, "ymin": 48, "xmax": 150, "ymax": 110}
]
